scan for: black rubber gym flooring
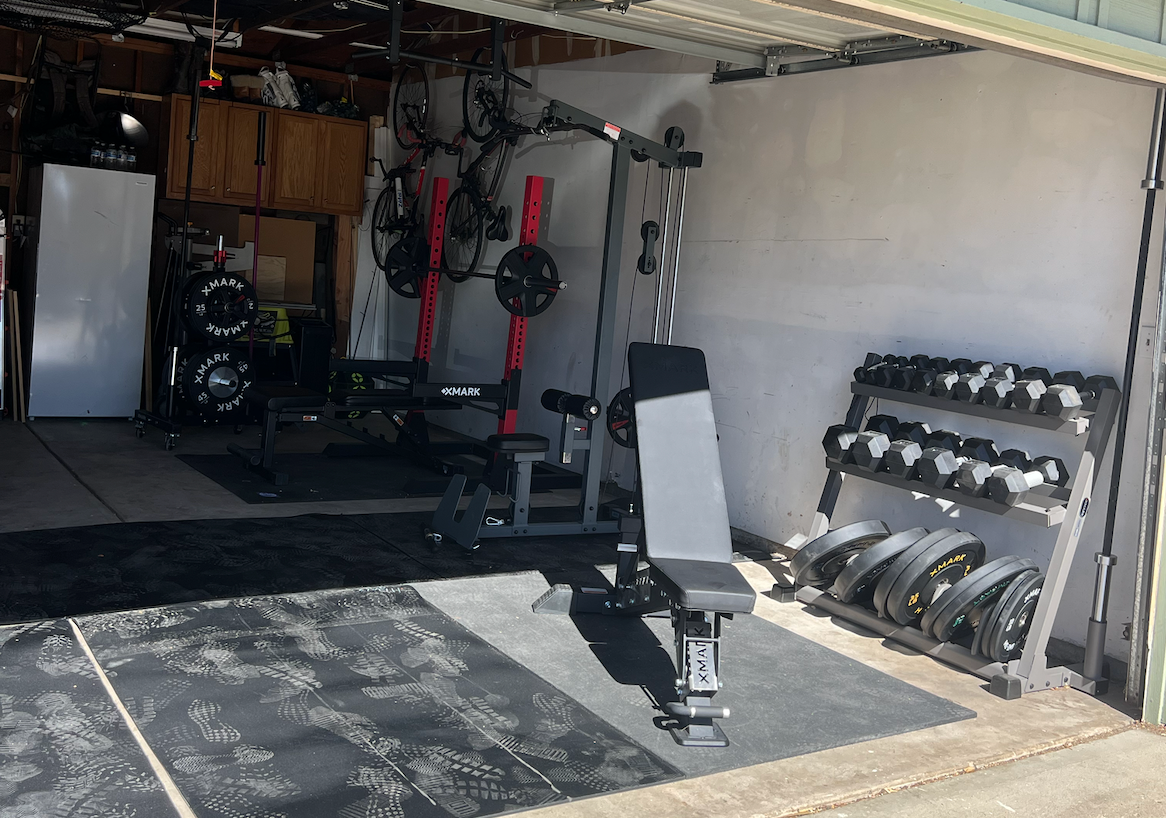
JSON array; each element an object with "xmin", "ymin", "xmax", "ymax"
[
  {"xmin": 176, "ymin": 451, "xmax": 582, "ymax": 503},
  {"xmin": 76, "ymin": 586, "xmax": 681, "ymax": 817},
  {"xmin": 0, "ymin": 513, "xmax": 975, "ymax": 815},
  {"xmin": 0, "ymin": 511, "xmax": 618, "ymax": 625},
  {"xmin": 0, "ymin": 619, "xmax": 174, "ymax": 817}
]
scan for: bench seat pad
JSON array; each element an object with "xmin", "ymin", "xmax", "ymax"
[{"xmin": 651, "ymin": 558, "xmax": 756, "ymax": 614}]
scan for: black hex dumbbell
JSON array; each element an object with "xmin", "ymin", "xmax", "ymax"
[
  {"xmin": 954, "ymin": 459, "xmax": 1008, "ymax": 497},
  {"xmin": 911, "ymin": 369, "xmax": 938, "ymax": 395},
  {"xmin": 992, "ymin": 363, "xmax": 1023, "ymax": 382},
  {"xmin": 894, "ymin": 421, "xmax": 932, "ymax": 447},
  {"xmin": 930, "ymin": 356, "xmax": 951, "ymax": 373},
  {"xmin": 954, "ymin": 371, "xmax": 987, "ymax": 403},
  {"xmin": 822, "ymin": 424, "xmax": 859, "ymax": 462},
  {"xmin": 885, "ymin": 439, "xmax": 923, "ymax": 479},
  {"xmin": 933, "ymin": 371, "xmax": 960, "ymax": 399},
  {"xmin": 917, "ymin": 447, "xmax": 964, "ymax": 489},
  {"xmin": 916, "ymin": 432, "xmax": 971, "ymax": 489},
  {"xmin": 1041, "ymin": 373, "xmax": 1120, "ymax": 419},
  {"xmin": 986, "ymin": 455, "xmax": 1070, "ymax": 506},
  {"xmin": 948, "ymin": 358, "xmax": 974, "ymax": 375},
  {"xmin": 979, "ymin": 376, "xmax": 1014, "ymax": 408},
  {"xmin": 958, "ymin": 437, "xmax": 999, "ymax": 464},
  {"xmin": 1011, "ymin": 367, "xmax": 1052, "ymax": 413},
  {"xmin": 925, "ymin": 429, "xmax": 962, "ymax": 453},
  {"xmin": 866, "ymin": 414, "xmax": 899, "ymax": 437},
  {"xmin": 890, "ymin": 366, "xmax": 918, "ymax": 391},
  {"xmin": 852, "ymin": 431, "xmax": 892, "ymax": 472}
]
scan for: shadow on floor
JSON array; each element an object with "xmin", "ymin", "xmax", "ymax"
[{"xmin": 0, "ymin": 510, "xmax": 620, "ymax": 625}]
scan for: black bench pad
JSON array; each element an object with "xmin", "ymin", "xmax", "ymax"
[
  {"xmin": 486, "ymin": 433, "xmax": 550, "ymax": 453},
  {"xmin": 245, "ymin": 386, "xmax": 328, "ymax": 411},
  {"xmin": 650, "ymin": 558, "xmax": 756, "ymax": 614}
]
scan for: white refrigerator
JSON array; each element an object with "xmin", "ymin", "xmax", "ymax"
[{"xmin": 25, "ymin": 164, "xmax": 155, "ymax": 418}]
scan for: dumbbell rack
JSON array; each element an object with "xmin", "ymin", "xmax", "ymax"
[{"xmin": 793, "ymin": 379, "xmax": 1119, "ymax": 699}]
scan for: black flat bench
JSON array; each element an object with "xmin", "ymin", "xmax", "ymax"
[{"xmin": 227, "ymin": 386, "xmax": 330, "ymax": 485}]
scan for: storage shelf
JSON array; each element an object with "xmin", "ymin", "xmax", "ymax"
[
  {"xmin": 826, "ymin": 458, "xmax": 1066, "ymax": 528},
  {"xmin": 851, "ymin": 383, "xmax": 1091, "ymax": 436}
]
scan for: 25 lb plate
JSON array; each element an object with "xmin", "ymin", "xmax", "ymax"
[
  {"xmin": 980, "ymin": 569, "xmax": 1044, "ymax": 662},
  {"xmin": 832, "ymin": 527, "xmax": 929, "ymax": 606},
  {"xmin": 185, "ymin": 272, "xmax": 258, "ymax": 341},
  {"xmin": 872, "ymin": 528, "xmax": 960, "ymax": 618},
  {"xmin": 179, "ymin": 346, "xmax": 253, "ymax": 417},
  {"xmin": 790, "ymin": 520, "xmax": 890, "ymax": 588},
  {"xmin": 881, "ymin": 530, "xmax": 986, "ymax": 625},
  {"xmin": 922, "ymin": 556, "xmax": 1037, "ymax": 642}
]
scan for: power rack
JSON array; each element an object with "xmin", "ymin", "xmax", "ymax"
[{"xmin": 793, "ymin": 377, "xmax": 1119, "ymax": 699}]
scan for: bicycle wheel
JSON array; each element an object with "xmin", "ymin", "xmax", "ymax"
[
  {"xmin": 443, "ymin": 186, "xmax": 485, "ymax": 280},
  {"xmin": 462, "ymin": 47, "xmax": 510, "ymax": 143},
  {"xmin": 371, "ymin": 185, "xmax": 398, "ymax": 271},
  {"xmin": 393, "ymin": 63, "xmax": 429, "ymax": 150},
  {"xmin": 478, "ymin": 137, "xmax": 513, "ymax": 202}
]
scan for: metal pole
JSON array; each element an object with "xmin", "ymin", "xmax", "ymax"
[
  {"xmin": 653, "ymin": 168, "xmax": 674, "ymax": 344},
  {"xmin": 665, "ymin": 167, "xmax": 689, "ymax": 345},
  {"xmin": 583, "ymin": 144, "xmax": 632, "ymax": 524},
  {"xmin": 249, "ymin": 111, "xmax": 267, "ymax": 363},
  {"xmin": 1129, "ymin": 87, "xmax": 1166, "ymax": 701}
]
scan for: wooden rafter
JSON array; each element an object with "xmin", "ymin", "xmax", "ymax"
[{"xmin": 278, "ymin": 6, "xmax": 453, "ymax": 61}]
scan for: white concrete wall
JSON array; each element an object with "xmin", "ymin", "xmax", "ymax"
[{"xmin": 373, "ymin": 47, "xmax": 1162, "ymax": 657}]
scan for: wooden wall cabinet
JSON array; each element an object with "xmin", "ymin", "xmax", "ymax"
[{"xmin": 161, "ymin": 95, "xmax": 366, "ymax": 217}]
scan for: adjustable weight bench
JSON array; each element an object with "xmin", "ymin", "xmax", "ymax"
[{"xmin": 533, "ymin": 342, "xmax": 756, "ymax": 746}]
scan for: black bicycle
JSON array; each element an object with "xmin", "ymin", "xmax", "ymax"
[
  {"xmin": 462, "ymin": 47, "xmax": 511, "ymax": 143},
  {"xmin": 371, "ymin": 133, "xmax": 463, "ymax": 273}
]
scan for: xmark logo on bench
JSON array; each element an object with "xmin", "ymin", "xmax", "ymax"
[{"xmin": 441, "ymin": 386, "xmax": 481, "ymax": 397}]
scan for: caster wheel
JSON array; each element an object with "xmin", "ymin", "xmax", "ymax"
[
  {"xmin": 464, "ymin": 541, "xmax": 481, "ymax": 552},
  {"xmin": 424, "ymin": 529, "xmax": 443, "ymax": 546},
  {"xmin": 164, "ymin": 436, "xmax": 177, "ymax": 451},
  {"xmin": 135, "ymin": 425, "xmax": 145, "ymax": 439}
]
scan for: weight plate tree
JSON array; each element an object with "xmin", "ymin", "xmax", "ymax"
[
  {"xmin": 982, "ymin": 570, "xmax": 1044, "ymax": 663},
  {"xmin": 385, "ymin": 235, "xmax": 429, "ymax": 298},
  {"xmin": 790, "ymin": 520, "xmax": 891, "ymax": 589},
  {"xmin": 832, "ymin": 527, "xmax": 929, "ymax": 605},
  {"xmin": 184, "ymin": 272, "xmax": 259, "ymax": 342},
  {"xmin": 882, "ymin": 531, "xmax": 986, "ymax": 625},
  {"xmin": 179, "ymin": 346, "xmax": 253, "ymax": 417},
  {"xmin": 922, "ymin": 556, "xmax": 1037, "ymax": 642},
  {"xmin": 494, "ymin": 244, "xmax": 562, "ymax": 317},
  {"xmin": 606, "ymin": 387, "xmax": 636, "ymax": 448}
]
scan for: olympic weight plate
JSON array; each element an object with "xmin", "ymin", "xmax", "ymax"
[
  {"xmin": 185, "ymin": 272, "xmax": 259, "ymax": 342},
  {"xmin": 832, "ymin": 527, "xmax": 929, "ymax": 606},
  {"xmin": 981, "ymin": 570, "xmax": 1044, "ymax": 662},
  {"xmin": 922, "ymin": 557, "xmax": 1037, "ymax": 642},
  {"xmin": 495, "ymin": 244, "xmax": 562, "ymax": 317},
  {"xmin": 881, "ymin": 530, "xmax": 986, "ymax": 625},
  {"xmin": 790, "ymin": 520, "xmax": 890, "ymax": 589},
  {"xmin": 179, "ymin": 347, "xmax": 253, "ymax": 417},
  {"xmin": 385, "ymin": 235, "xmax": 429, "ymax": 298},
  {"xmin": 606, "ymin": 387, "xmax": 635, "ymax": 449},
  {"xmin": 871, "ymin": 527, "xmax": 960, "ymax": 618}
]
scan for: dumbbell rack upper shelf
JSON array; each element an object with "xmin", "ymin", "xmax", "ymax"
[
  {"xmin": 792, "ymin": 373, "xmax": 1120, "ymax": 701},
  {"xmin": 851, "ymin": 383, "xmax": 1091, "ymax": 435}
]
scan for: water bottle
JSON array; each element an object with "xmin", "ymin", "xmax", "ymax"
[
  {"xmin": 89, "ymin": 143, "xmax": 101, "ymax": 167},
  {"xmin": 127, "ymin": 149, "xmax": 137, "ymax": 172},
  {"xmin": 102, "ymin": 143, "xmax": 116, "ymax": 169}
]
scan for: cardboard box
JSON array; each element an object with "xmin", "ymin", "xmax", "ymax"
[{"xmin": 237, "ymin": 215, "xmax": 317, "ymax": 304}]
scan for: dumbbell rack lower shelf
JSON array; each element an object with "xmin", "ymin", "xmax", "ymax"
[{"xmin": 793, "ymin": 380, "xmax": 1120, "ymax": 699}]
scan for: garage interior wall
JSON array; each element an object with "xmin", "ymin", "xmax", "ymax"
[{"xmin": 369, "ymin": 45, "xmax": 1163, "ymax": 659}]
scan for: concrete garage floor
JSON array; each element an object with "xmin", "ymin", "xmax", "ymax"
[{"xmin": 0, "ymin": 416, "xmax": 1159, "ymax": 816}]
